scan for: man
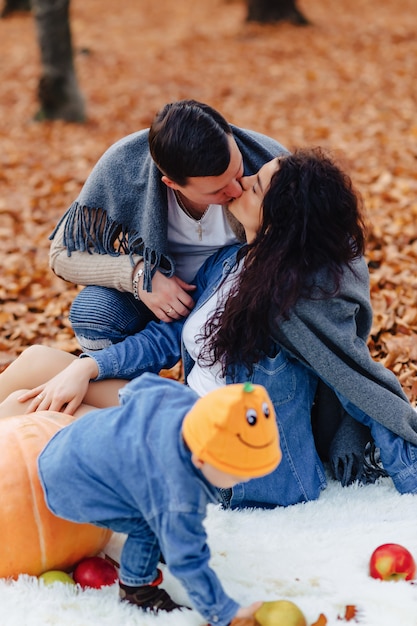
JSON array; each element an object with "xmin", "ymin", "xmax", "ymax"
[{"xmin": 50, "ymin": 100, "xmax": 287, "ymax": 350}]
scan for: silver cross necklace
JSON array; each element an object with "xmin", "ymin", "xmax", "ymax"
[{"xmin": 174, "ymin": 191, "xmax": 210, "ymax": 241}]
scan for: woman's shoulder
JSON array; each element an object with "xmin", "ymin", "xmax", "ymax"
[
  {"xmin": 290, "ymin": 257, "xmax": 371, "ymax": 318},
  {"xmin": 312, "ymin": 256, "xmax": 369, "ymax": 288}
]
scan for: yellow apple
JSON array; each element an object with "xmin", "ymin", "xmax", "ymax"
[
  {"xmin": 255, "ymin": 600, "xmax": 307, "ymax": 626},
  {"xmin": 39, "ymin": 570, "xmax": 76, "ymax": 586}
]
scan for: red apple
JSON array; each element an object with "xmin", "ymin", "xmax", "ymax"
[
  {"xmin": 369, "ymin": 543, "xmax": 416, "ymax": 581},
  {"xmin": 73, "ymin": 556, "xmax": 119, "ymax": 589}
]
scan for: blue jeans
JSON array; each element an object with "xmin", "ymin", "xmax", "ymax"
[
  {"xmin": 336, "ymin": 393, "xmax": 417, "ymax": 494},
  {"xmin": 69, "ymin": 286, "xmax": 157, "ymax": 351},
  {"xmin": 95, "ymin": 517, "xmax": 161, "ymax": 586}
]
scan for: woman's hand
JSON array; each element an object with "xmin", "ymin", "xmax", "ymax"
[
  {"xmin": 17, "ymin": 357, "xmax": 99, "ymax": 415},
  {"xmin": 138, "ymin": 271, "xmax": 196, "ymax": 322}
]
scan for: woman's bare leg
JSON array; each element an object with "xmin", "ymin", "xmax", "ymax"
[
  {"xmin": 0, "ymin": 345, "xmax": 127, "ymax": 416},
  {"xmin": 0, "ymin": 346, "xmax": 77, "ymax": 402}
]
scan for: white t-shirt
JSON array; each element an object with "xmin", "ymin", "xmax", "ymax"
[
  {"xmin": 182, "ymin": 261, "xmax": 243, "ymax": 397},
  {"xmin": 167, "ymin": 188, "xmax": 238, "ymax": 283}
]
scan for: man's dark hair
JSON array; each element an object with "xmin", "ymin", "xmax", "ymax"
[{"xmin": 148, "ymin": 100, "xmax": 233, "ymax": 185}]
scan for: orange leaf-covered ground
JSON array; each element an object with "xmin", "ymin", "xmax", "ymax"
[{"xmin": 1, "ymin": 0, "xmax": 416, "ymax": 402}]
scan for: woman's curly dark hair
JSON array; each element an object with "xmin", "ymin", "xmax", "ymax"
[{"xmin": 198, "ymin": 147, "xmax": 367, "ymax": 376}]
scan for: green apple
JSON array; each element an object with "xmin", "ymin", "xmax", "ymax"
[
  {"xmin": 255, "ymin": 600, "xmax": 307, "ymax": 626},
  {"xmin": 39, "ymin": 570, "xmax": 76, "ymax": 586}
]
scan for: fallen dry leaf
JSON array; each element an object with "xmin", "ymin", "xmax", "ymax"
[{"xmin": 338, "ymin": 605, "xmax": 359, "ymax": 622}]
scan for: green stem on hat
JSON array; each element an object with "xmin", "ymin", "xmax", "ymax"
[{"xmin": 243, "ymin": 382, "xmax": 255, "ymax": 393}]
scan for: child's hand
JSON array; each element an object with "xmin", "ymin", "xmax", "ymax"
[{"xmin": 229, "ymin": 601, "xmax": 263, "ymax": 624}]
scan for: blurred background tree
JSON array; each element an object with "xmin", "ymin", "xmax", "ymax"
[
  {"xmin": 31, "ymin": 0, "xmax": 85, "ymax": 121},
  {"xmin": 1, "ymin": 0, "xmax": 30, "ymax": 17},
  {"xmin": 1, "ymin": 0, "xmax": 309, "ymax": 122},
  {"xmin": 1, "ymin": 0, "xmax": 85, "ymax": 121},
  {"xmin": 246, "ymin": 0, "xmax": 309, "ymax": 24}
]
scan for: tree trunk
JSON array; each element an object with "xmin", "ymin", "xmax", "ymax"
[
  {"xmin": 31, "ymin": 0, "xmax": 85, "ymax": 122},
  {"xmin": 247, "ymin": 0, "xmax": 309, "ymax": 25},
  {"xmin": 1, "ymin": 0, "xmax": 31, "ymax": 17}
]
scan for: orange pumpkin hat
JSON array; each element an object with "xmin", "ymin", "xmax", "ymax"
[{"xmin": 182, "ymin": 382, "xmax": 281, "ymax": 478}]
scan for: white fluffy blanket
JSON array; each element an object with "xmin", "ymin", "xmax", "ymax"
[{"xmin": 1, "ymin": 476, "xmax": 416, "ymax": 626}]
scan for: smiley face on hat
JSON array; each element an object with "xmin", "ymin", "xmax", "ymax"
[{"xmin": 182, "ymin": 382, "xmax": 281, "ymax": 478}]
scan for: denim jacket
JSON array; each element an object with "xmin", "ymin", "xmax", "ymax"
[
  {"xmin": 39, "ymin": 374, "xmax": 239, "ymax": 626},
  {"xmin": 90, "ymin": 246, "xmax": 327, "ymax": 508}
]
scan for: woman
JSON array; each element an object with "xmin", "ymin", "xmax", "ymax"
[{"xmin": 1, "ymin": 148, "xmax": 416, "ymax": 507}]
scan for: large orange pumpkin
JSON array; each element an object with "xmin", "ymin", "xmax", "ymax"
[{"xmin": 0, "ymin": 411, "xmax": 112, "ymax": 579}]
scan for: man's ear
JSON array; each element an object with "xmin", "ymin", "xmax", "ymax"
[
  {"xmin": 161, "ymin": 175, "xmax": 178, "ymax": 190},
  {"xmin": 191, "ymin": 453, "xmax": 204, "ymax": 470}
]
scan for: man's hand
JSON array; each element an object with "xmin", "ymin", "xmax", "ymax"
[
  {"xmin": 17, "ymin": 357, "xmax": 99, "ymax": 415},
  {"xmin": 138, "ymin": 271, "xmax": 196, "ymax": 322}
]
